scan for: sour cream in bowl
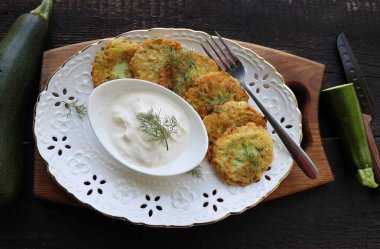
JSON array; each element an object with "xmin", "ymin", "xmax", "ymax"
[{"xmin": 88, "ymin": 78, "xmax": 208, "ymax": 176}]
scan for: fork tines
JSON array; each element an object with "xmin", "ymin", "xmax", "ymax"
[{"xmin": 201, "ymin": 31, "xmax": 239, "ymax": 71}]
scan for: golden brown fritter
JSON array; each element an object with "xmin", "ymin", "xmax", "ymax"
[
  {"xmin": 160, "ymin": 50, "xmax": 219, "ymax": 96},
  {"xmin": 184, "ymin": 71, "xmax": 249, "ymax": 118},
  {"xmin": 203, "ymin": 101, "xmax": 267, "ymax": 143},
  {"xmin": 103, "ymin": 38, "xmax": 137, "ymax": 51},
  {"xmin": 211, "ymin": 123, "xmax": 274, "ymax": 186},
  {"xmin": 130, "ymin": 38, "xmax": 182, "ymax": 84},
  {"xmin": 91, "ymin": 38, "xmax": 140, "ymax": 87}
]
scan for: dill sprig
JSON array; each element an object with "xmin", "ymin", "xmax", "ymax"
[
  {"xmin": 166, "ymin": 47, "xmax": 181, "ymax": 68},
  {"xmin": 165, "ymin": 48, "xmax": 197, "ymax": 95},
  {"xmin": 189, "ymin": 165, "xmax": 202, "ymax": 178},
  {"xmin": 166, "ymin": 47, "xmax": 196, "ymax": 69},
  {"xmin": 136, "ymin": 108, "xmax": 178, "ymax": 151},
  {"xmin": 64, "ymin": 99, "xmax": 87, "ymax": 120}
]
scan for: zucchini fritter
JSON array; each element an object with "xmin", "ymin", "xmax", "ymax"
[
  {"xmin": 130, "ymin": 38, "xmax": 182, "ymax": 84},
  {"xmin": 184, "ymin": 71, "xmax": 249, "ymax": 118},
  {"xmin": 103, "ymin": 38, "xmax": 137, "ymax": 51},
  {"xmin": 203, "ymin": 101, "xmax": 267, "ymax": 143},
  {"xmin": 161, "ymin": 50, "xmax": 219, "ymax": 96},
  {"xmin": 92, "ymin": 38, "xmax": 140, "ymax": 87},
  {"xmin": 211, "ymin": 123, "xmax": 274, "ymax": 186}
]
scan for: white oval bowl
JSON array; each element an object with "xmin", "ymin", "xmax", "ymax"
[{"xmin": 87, "ymin": 78, "xmax": 208, "ymax": 176}]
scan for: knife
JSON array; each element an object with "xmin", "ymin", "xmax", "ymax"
[{"xmin": 337, "ymin": 32, "xmax": 380, "ymax": 182}]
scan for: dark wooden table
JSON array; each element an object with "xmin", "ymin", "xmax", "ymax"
[{"xmin": 1, "ymin": 0, "xmax": 380, "ymax": 248}]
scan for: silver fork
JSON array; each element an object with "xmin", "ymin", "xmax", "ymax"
[{"xmin": 202, "ymin": 32, "xmax": 318, "ymax": 179}]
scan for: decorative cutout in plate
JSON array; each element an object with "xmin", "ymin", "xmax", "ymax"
[{"xmin": 34, "ymin": 28, "xmax": 301, "ymax": 227}]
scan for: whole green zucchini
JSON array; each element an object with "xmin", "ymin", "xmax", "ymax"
[
  {"xmin": 322, "ymin": 83, "xmax": 377, "ymax": 188},
  {"xmin": 0, "ymin": 0, "xmax": 53, "ymax": 208}
]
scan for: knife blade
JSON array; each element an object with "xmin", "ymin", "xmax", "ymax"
[
  {"xmin": 337, "ymin": 32, "xmax": 380, "ymax": 183},
  {"xmin": 337, "ymin": 32, "xmax": 374, "ymax": 115}
]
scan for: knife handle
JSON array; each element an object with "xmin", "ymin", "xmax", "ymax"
[{"xmin": 362, "ymin": 114, "xmax": 380, "ymax": 184}]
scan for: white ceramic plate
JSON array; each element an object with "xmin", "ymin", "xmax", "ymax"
[{"xmin": 34, "ymin": 28, "xmax": 301, "ymax": 227}]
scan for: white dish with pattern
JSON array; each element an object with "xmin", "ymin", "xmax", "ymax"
[{"xmin": 34, "ymin": 28, "xmax": 301, "ymax": 227}]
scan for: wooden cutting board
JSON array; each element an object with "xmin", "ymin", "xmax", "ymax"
[{"xmin": 34, "ymin": 39, "xmax": 334, "ymax": 207}]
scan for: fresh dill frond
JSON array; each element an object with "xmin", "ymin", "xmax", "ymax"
[
  {"xmin": 175, "ymin": 71, "xmax": 193, "ymax": 96},
  {"xmin": 64, "ymin": 99, "xmax": 87, "ymax": 120},
  {"xmin": 242, "ymin": 144, "xmax": 262, "ymax": 163},
  {"xmin": 136, "ymin": 108, "xmax": 178, "ymax": 151},
  {"xmin": 165, "ymin": 48, "xmax": 197, "ymax": 95},
  {"xmin": 166, "ymin": 47, "xmax": 181, "ymax": 68},
  {"xmin": 189, "ymin": 165, "xmax": 202, "ymax": 178},
  {"xmin": 166, "ymin": 47, "xmax": 196, "ymax": 70},
  {"xmin": 186, "ymin": 51, "xmax": 196, "ymax": 69}
]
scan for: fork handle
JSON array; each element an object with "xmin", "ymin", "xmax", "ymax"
[{"xmin": 243, "ymin": 85, "xmax": 318, "ymax": 179}]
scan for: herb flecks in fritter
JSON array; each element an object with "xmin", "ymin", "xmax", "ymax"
[
  {"xmin": 161, "ymin": 49, "xmax": 218, "ymax": 96},
  {"xmin": 211, "ymin": 123, "xmax": 274, "ymax": 186},
  {"xmin": 130, "ymin": 38, "xmax": 182, "ymax": 84}
]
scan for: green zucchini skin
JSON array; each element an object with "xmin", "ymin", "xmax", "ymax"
[
  {"xmin": 0, "ymin": 1, "xmax": 51, "ymax": 208},
  {"xmin": 322, "ymin": 83, "xmax": 377, "ymax": 188}
]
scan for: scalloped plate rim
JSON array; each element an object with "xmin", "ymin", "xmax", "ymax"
[{"xmin": 33, "ymin": 28, "xmax": 302, "ymax": 227}]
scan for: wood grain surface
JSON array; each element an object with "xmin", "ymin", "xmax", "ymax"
[
  {"xmin": 1, "ymin": 0, "xmax": 380, "ymax": 248},
  {"xmin": 363, "ymin": 114, "xmax": 380, "ymax": 183},
  {"xmin": 33, "ymin": 39, "xmax": 333, "ymax": 206}
]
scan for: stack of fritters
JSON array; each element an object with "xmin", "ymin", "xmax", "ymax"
[
  {"xmin": 203, "ymin": 101, "xmax": 273, "ymax": 186},
  {"xmin": 91, "ymin": 37, "xmax": 274, "ymax": 186}
]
